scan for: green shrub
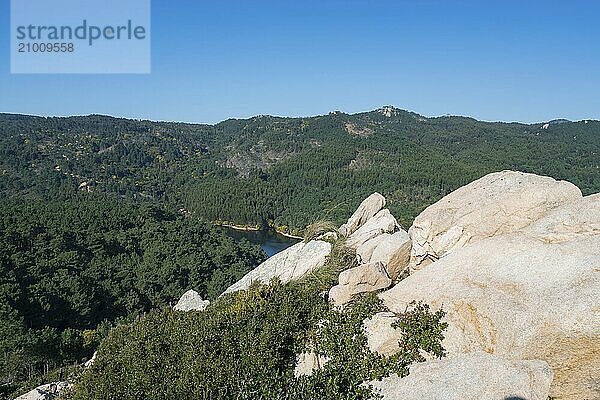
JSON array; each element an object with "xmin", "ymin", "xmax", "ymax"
[
  {"xmin": 301, "ymin": 238, "xmax": 358, "ymax": 294},
  {"xmin": 68, "ymin": 280, "xmax": 327, "ymax": 399},
  {"xmin": 67, "ymin": 242, "xmax": 447, "ymax": 399},
  {"xmin": 392, "ymin": 301, "xmax": 448, "ymax": 361}
]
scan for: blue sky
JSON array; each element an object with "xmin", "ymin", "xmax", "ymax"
[{"xmin": 1, "ymin": 0, "xmax": 599, "ymax": 124}]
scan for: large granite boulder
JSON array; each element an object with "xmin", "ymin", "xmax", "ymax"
[
  {"xmin": 339, "ymin": 192, "xmax": 386, "ymax": 236},
  {"xmin": 356, "ymin": 230, "xmax": 411, "ymax": 280},
  {"xmin": 523, "ymin": 193, "xmax": 600, "ymax": 243},
  {"xmin": 408, "ymin": 170, "xmax": 582, "ymax": 271},
  {"xmin": 369, "ymin": 352, "xmax": 553, "ymax": 400},
  {"xmin": 346, "ymin": 209, "xmax": 399, "ymax": 249},
  {"xmin": 222, "ymin": 240, "xmax": 332, "ymax": 295},
  {"xmin": 376, "ymin": 194, "xmax": 600, "ymax": 399},
  {"xmin": 173, "ymin": 289, "xmax": 210, "ymax": 312},
  {"xmin": 329, "ymin": 262, "xmax": 392, "ymax": 306},
  {"xmin": 356, "ymin": 233, "xmax": 389, "ymax": 263}
]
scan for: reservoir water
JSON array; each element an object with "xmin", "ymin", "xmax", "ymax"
[{"xmin": 219, "ymin": 227, "xmax": 301, "ymax": 257}]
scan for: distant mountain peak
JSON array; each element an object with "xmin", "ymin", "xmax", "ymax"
[{"xmin": 377, "ymin": 106, "xmax": 400, "ymax": 117}]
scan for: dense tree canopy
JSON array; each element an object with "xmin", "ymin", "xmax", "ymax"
[
  {"xmin": 0, "ymin": 196, "xmax": 265, "ymax": 398},
  {"xmin": 1, "ymin": 110, "xmax": 598, "ymax": 232}
]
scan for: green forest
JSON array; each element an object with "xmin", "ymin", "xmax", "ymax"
[
  {"xmin": 1, "ymin": 110, "xmax": 598, "ymax": 232},
  {"xmin": 0, "ymin": 109, "xmax": 598, "ymax": 398},
  {"xmin": 0, "ymin": 195, "xmax": 265, "ymax": 398}
]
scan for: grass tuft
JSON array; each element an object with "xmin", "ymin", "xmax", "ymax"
[{"xmin": 304, "ymin": 220, "xmax": 338, "ymax": 243}]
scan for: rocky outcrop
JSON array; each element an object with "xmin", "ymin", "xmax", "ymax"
[
  {"xmin": 408, "ymin": 170, "xmax": 582, "ymax": 271},
  {"xmin": 376, "ymin": 193, "xmax": 600, "ymax": 399},
  {"xmin": 222, "ymin": 240, "xmax": 332, "ymax": 295},
  {"xmin": 293, "ymin": 352, "xmax": 330, "ymax": 377},
  {"xmin": 329, "ymin": 262, "xmax": 392, "ymax": 306},
  {"xmin": 174, "ymin": 289, "xmax": 210, "ymax": 312},
  {"xmin": 15, "ymin": 382, "xmax": 70, "ymax": 400},
  {"xmin": 339, "ymin": 193, "xmax": 386, "ymax": 236},
  {"xmin": 202, "ymin": 174, "xmax": 596, "ymax": 399},
  {"xmin": 327, "ymin": 193, "xmax": 405, "ymax": 306},
  {"xmin": 344, "ymin": 122, "xmax": 374, "ymax": 137},
  {"xmin": 346, "ymin": 209, "xmax": 399, "ymax": 249},
  {"xmin": 369, "ymin": 352, "xmax": 553, "ymax": 400},
  {"xmin": 356, "ymin": 231, "xmax": 411, "ymax": 280},
  {"xmin": 377, "ymin": 106, "xmax": 400, "ymax": 118}
]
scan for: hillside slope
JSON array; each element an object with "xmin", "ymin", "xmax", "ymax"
[{"xmin": 1, "ymin": 108, "xmax": 599, "ymax": 232}]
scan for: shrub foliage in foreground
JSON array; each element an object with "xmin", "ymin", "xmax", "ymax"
[{"xmin": 69, "ymin": 251, "xmax": 447, "ymax": 399}]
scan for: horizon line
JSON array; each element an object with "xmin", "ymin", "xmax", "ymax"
[{"xmin": 0, "ymin": 107, "xmax": 596, "ymax": 127}]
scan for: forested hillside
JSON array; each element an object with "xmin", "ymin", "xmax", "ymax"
[
  {"xmin": 0, "ymin": 195, "xmax": 265, "ymax": 398},
  {"xmin": 1, "ymin": 108, "xmax": 598, "ymax": 233}
]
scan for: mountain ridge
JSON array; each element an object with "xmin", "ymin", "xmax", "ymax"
[
  {"xmin": 1, "ymin": 106, "xmax": 598, "ymax": 126},
  {"xmin": 1, "ymin": 108, "xmax": 599, "ymax": 234}
]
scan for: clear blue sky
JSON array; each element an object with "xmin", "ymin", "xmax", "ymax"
[{"xmin": 1, "ymin": 0, "xmax": 599, "ymax": 124}]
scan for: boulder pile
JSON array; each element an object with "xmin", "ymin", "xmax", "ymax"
[
  {"xmin": 329, "ymin": 192, "xmax": 411, "ymax": 305},
  {"xmin": 360, "ymin": 171, "xmax": 598, "ymax": 400}
]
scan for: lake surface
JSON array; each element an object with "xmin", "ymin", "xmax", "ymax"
[{"xmin": 219, "ymin": 227, "xmax": 301, "ymax": 257}]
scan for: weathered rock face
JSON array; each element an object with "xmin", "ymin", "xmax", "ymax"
[
  {"xmin": 15, "ymin": 382, "xmax": 70, "ymax": 400},
  {"xmin": 346, "ymin": 209, "xmax": 399, "ymax": 249},
  {"xmin": 523, "ymin": 193, "xmax": 600, "ymax": 243},
  {"xmin": 173, "ymin": 289, "xmax": 210, "ymax": 312},
  {"xmin": 356, "ymin": 233, "xmax": 389, "ymax": 263},
  {"xmin": 222, "ymin": 240, "xmax": 332, "ymax": 295},
  {"xmin": 293, "ymin": 352, "xmax": 330, "ymax": 377},
  {"xmin": 408, "ymin": 170, "xmax": 582, "ymax": 271},
  {"xmin": 357, "ymin": 231, "xmax": 411, "ymax": 280},
  {"xmin": 377, "ymin": 194, "xmax": 600, "ymax": 400},
  {"xmin": 339, "ymin": 192, "xmax": 386, "ymax": 236},
  {"xmin": 369, "ymin": 352, "xmax": 553, "ymax": 400},
  {"xmin": 329, "ymin": 262, "xmax": 392, "ymax": 306},
  {"xmin": 363, "ymin": 312, "xmax": 402, "ymax": 356}
]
